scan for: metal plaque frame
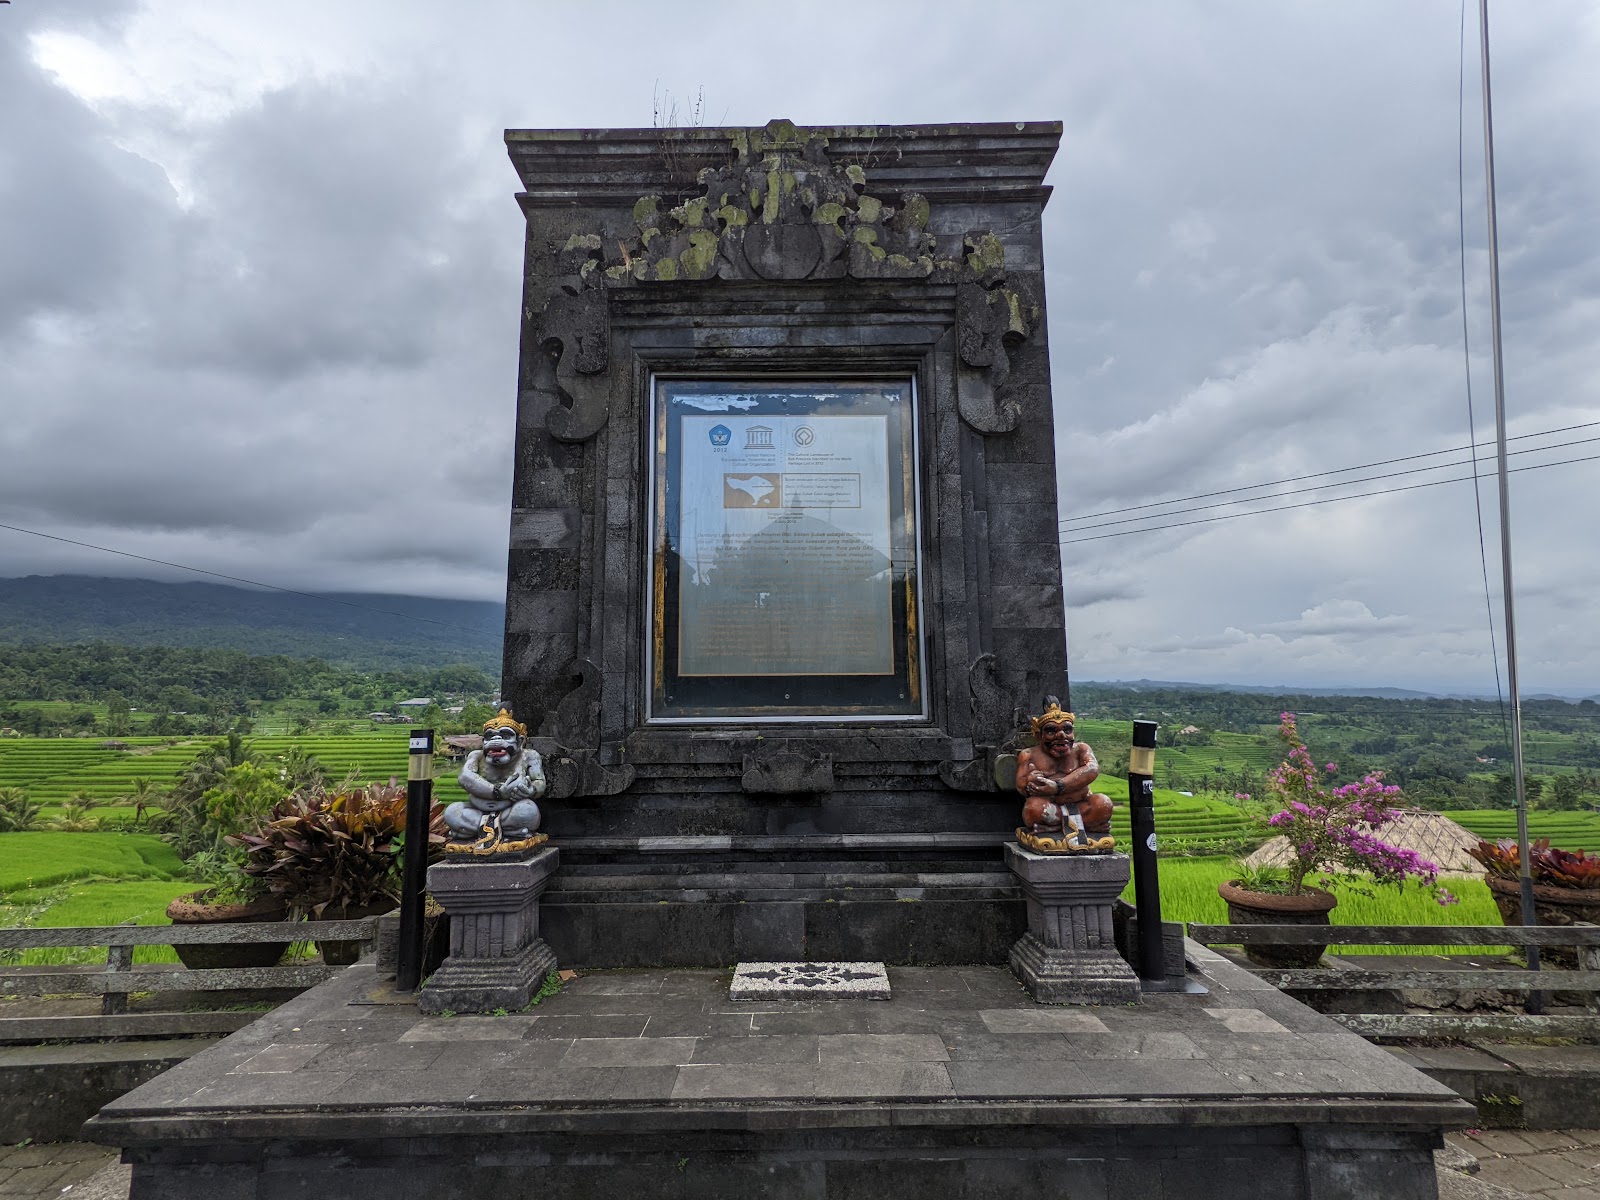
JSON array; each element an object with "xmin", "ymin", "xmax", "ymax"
[{"xmin": 645, "ymin": 376, "xmax": 928, "ymax": 724}]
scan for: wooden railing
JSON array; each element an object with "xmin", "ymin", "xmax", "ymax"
[
  {"xmin": 1187, "ymin": 922, "xmax": 1600, "ymax": 1039},
  {"xmin": 0, "ymin": 918, "xmax": 379, "ymax": 1043}
]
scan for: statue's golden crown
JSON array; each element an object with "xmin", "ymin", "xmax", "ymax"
[
  {"xmin": 481, "ymin": 708, "xmax": 528, "ymax": 737},
  {"xmin": 1029, "ymin": 703, "xmax": 1075, "ymax": 737}
]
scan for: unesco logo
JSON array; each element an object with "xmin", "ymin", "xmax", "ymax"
[
  {"xmin": 708, "ymin": 424, "xmax": 732, "ymax": 447},
  {"xmin": 793, "ymin": 426, "xmax": 816, "ymax": 446}
]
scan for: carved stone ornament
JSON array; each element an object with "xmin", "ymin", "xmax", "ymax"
[
  {"xmin": 741, "ymin": 746, "xmax": 835, "ymax": 795},
  {"xmin": 525, "ymin": 662, "xmax": 637, "ymax": 800},
  {"xmin": 529, "ymin": 119, "xmax": 1039, "ymax": 441},
  {"xmin": 937, "ymin": 652, "xmax": 1018, "ymax": 793}
]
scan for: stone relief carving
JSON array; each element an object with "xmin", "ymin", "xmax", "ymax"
[
  {"xmin": 741, "ymin": 746, "xmax": 835, "ymax": 795},
  {"xmin": 955, "ymin": 273, "xmax": 1040, "ymax": 436},
  {"xmin": 938, "ymin": 652, "xmax": 1013, "ymax": 793},
  {"xmin": 533, "ymin": 659, "xmax": 637, "ymax": 800},
  {"xmin": 535, "ymin": 285, "xmax": 611, "ymax": 443},
  {"xmin": 527, "ymin": 119, "xmax": 1040, "ymax": 442}
]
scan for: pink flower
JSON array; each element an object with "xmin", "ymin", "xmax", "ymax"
[
  {"xmin": 1325, "ymin": 762, "xmax": 1338, "ymax": 774},
  {"xmin": 1234, "ymin": 792, "xmax": 1251, "ymax": 802}
]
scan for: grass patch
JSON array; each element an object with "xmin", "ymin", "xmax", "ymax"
[
  {"xmin": 1127, "ymin": 855, "xmax": 1505, "ymax": 955},
  {"xmin": 0, "ymin": 832, "xmax": 183, "ymax": 893},
  {"xmin": 1, "ymin": 880, "xmax": 195, "ymax": 964}
]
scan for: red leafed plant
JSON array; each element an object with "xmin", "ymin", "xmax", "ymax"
[
  {"xmin": 1468, "ymin": 838, "xmax": 1600, "ymax": 890},
  {"xmin": 231, "ymin": 781, "xmax": 446, "ymax": 918}
]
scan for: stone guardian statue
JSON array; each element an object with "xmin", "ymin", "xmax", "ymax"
[
  {"xmin": 1014, "ymin": 701, "xmax": 1115, "ymax": 853},
  {"xmin": 444, "ymin": 709, "xmax": 548, "ymax": 855}
]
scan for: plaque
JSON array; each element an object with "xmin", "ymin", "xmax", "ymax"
[{"xmin": 648, "ymin": 379, "xmax": 925, "ymax": 721}]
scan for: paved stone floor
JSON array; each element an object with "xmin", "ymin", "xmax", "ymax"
[
  {"xmin": 0, "ymin": 1142, "xmax": 124, "ymax": 1198},
  {"xmin": 92, "ymin": 959, "xmax": 1464, "ymax": 1115},
  {"xmin": 1440, "ymin": 1129, "xmax": 1600, "ymax": 1199}
]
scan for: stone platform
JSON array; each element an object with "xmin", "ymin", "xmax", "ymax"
[{"xmin": 86, "ymin": 945, "xmax": 1473, "ymax": 1200}]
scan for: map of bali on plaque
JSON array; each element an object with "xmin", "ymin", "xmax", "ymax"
[{"xmin": 648, "ymin": 379, "xmax": 925, "ymax": 722}]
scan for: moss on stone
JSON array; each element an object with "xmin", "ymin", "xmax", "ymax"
[
  {"xmin": 673, "ymin": 196, "xmax": 708, "ymax": 229},
  {"xmin": 563, "ymin": 233, "xmax": 603, "ymax": 252},
  {"xmin": 852, "ymin": 227, "xmax": 886, "ymax": 261},
  {"xmin": 1005, "ymin": 289, "xmax": 1027, "ymax": 336},
  {"xmin": 856, "ymin": 195, "xmax": 884, "ymax": 224},
  {"xmin": 813, "ymin": 201, "xmax": 846, "ymax": 231},
  {"xmin": 679, "ymin": 229, "xmax": 719, "ymax": 278},
  {"xmin": 966, "ymin": 232, "xmax": 1006, "ymax": 273},
  {"xmin": 845, "ymin": 164, "xmax": 867, "ymax": 187}
]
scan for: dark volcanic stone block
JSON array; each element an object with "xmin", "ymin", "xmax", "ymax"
[
  {"xmin": 1004, "ymin": 844, "xmax": 1139, "ymax": 1004},
  {"xmin": 419, "ymin": 848, "xmax": 559, "ymax": 1014}
]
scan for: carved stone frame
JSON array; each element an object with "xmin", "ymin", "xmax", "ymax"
[{"xmin": 504, "ymin": 121, "xmax": 1067, "ymax": 815}]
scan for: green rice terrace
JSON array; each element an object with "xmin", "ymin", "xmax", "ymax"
[
  {"xmin": 2, "ymin": 706, "xmax": 1596, "ymax": 962},
  {"xmin": 0, "ymin": 731, "xmax": 471, "ymax": 812}
]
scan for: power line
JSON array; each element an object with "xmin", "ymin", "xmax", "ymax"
[
  {"xmin": 1060, "ymin": 433, "xmax": 1600, "ymax": 536},
  {"xmin": 1058, "ymin": 450, "xmax": 1600, "ymax": 545},
  {"xmin": 0, "ymin": 521, "xmax": 485, "ymax": 634},
  {"xmin": 1059, "ymin": 420, "xmax": 1600, "ymax": 526}
]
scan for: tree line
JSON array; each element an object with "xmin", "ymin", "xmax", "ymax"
[{"xmin": 0, "ymin": 644, "xmax": 496, "ymax": 734}]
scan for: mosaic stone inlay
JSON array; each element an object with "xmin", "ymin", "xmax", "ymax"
[{"xmin": 730, "ymin": 961, "xmax": 891, "ymax": 1001}]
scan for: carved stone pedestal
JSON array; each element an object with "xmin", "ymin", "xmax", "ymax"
[
  {"xmin": 1003, "ymin": 843, "xmax": 1139, "ymax": 1005},
  {"xmin": 418, "ymin": 847, "xmax": 559, "ymax": 1015}
]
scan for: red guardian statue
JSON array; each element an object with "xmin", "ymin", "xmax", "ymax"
[{"xmin": 1015, "ymin": 701, "xmax": 1115, "ymax": 853}]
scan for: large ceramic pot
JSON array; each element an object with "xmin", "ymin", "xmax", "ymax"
[
  {"xmin": 165, "ymin": 893, "xmax": 291, "ymax": 970},
  {"xmin": 1485, "ymin": 876, "xmax": 1600, "ymax": 968},
  {"xmin": 314, "ymin": 901, "xmax": 397, "ymax": 966},
  {"xmin": 1218, "ymin": 880, "xmax": 1338, "ymax": 969}
]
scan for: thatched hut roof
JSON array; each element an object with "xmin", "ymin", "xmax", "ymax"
[{"xmin": 1243, "ymin": 808, "xmax": 1486, "ymax": 876}]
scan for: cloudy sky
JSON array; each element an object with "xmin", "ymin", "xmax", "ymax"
[{"xmin": 2, "ymin": 1, "xmax": 1597, "ymax": 694}]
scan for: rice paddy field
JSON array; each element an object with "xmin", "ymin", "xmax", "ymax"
[
  {"xmin": 0, "ymin": 731, "xmax": 471, "ymax": 810},
  {"xmin": 1093, "ymin": 777, "xmax": 1261, "ymax": 853},
  {"xmin": 0, "ymin": 731, "xmax": 1587, "ymax": 966},
  {"xmin": 1443, "ymin": 810, "xmax": 1600, "ymax": 852},
  {"xmin": 1123, "ymin": 855, "xmax": 1504, "ymax": 956},
  {"xmin": 0, "ymin": 833, "xmax": 192, "ymax": 964},
  {"xmin": 1074, "ymin": 719, "xmax": 1280, "ymax": 788}
]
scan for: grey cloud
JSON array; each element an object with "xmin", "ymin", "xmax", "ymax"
[{"xmin": 1, "ymin": 0, "xmax": 1596, "ymax": 691}]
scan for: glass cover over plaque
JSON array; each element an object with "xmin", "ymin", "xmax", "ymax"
[{"xmin": 648, "ymin": 379, "xmax": 925, "ymax": 722}]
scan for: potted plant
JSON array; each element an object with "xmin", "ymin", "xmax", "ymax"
[
  {"xmin": 160, "ymin": 744, "xmax": 296, "ymax": 969},
  {"xmin": 233, "ymin": 781, "xmax": 445, "ymax": 965},
  {"xmin": 1221, "ymin": 713, "xmax": 1456, "ymax": 968},
  {"xmin": 1469, "ymin": 838, "xmax": 1600, "ymax": 965}
]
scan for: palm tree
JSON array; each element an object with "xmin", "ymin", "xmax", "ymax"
[
  {"xmin": 50, "ymin": 797, "xmax": 101, "ymax": 832},
  {"xmin": 127, "ymin": 776, "xmax": 166, "ymax": 826},
  {"xmin": 0, "ymin": 787, "xmax": 43, "ymax": 832},
  {"xmin": 164, "ymin": 734, "xmax": 260, "ymax": 859}
]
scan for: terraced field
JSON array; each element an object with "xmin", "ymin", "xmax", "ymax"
[
  {"xmin": 1073, "ymin": 719, "xmax": 1280, "ymax": 788},
  {"xmin": 1443, "ymin": 810, "xmax": 1600, "ymax": 852},
  {"xmin": 1093, "ymin": 777, "xmax": 1263, "ymax": 853},
  {"xmin": 0, "ymin": 733, "xmax": 470, "ymax": 808}
]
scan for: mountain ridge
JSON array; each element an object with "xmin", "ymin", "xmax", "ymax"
[{"xmin": 0, "ymin": 575, "xmax": 503, "ymax": 672}]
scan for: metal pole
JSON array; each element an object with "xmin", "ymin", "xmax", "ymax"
[
  {"xmin": 1128, "ymin": 720, "xmax": 1165, "ymax": 981},
  {"xmin": 395, "ymin": 728, "xmax": 434, "ymax": 992},
  {"xmin": 1477, "ymin": 0, "xmax": 1540, "ymax": 1008}
]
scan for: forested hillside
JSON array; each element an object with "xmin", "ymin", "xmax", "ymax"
[{"xmin": 0, "ymin": 576, "xmax": 502, "ymax": 671}]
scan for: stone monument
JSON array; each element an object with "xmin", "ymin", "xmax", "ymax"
[{"xmin": 499, "ymin": 118, "xmax": 1071, "ymax": 967}]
